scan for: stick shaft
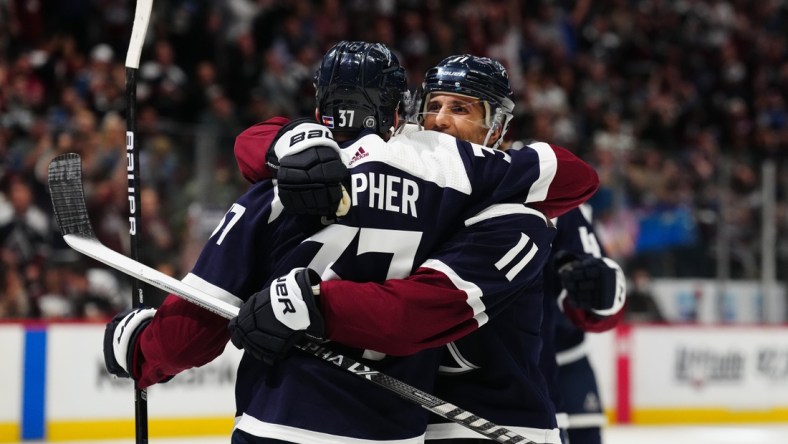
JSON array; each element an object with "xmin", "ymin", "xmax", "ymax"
[{"xmin": 125, "ymin": 2, "xmax": 154, "ymax": 443}]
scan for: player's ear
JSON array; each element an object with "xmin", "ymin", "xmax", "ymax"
[{"xmin": 491, "ymin": 121, "xmax": 502, "ymax": 143}]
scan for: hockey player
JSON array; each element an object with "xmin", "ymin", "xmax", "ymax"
[
  {"xmin": 416, "ymin": 56, "xmax": 626, "ymax": 443},
  {"xmin": 544, "ymin": 204, "xmax": 625, "ymax": 444},
  {"xmin": 248, "ymin": 54, "xmax": 625, "ymax": 443},
  {"xmin": 231, "ymin": 55, "xmax": 598, "ymax": 443},
  {"xmin": 103, "ymin": 41, "xmax": 598, "ymax": 444}
]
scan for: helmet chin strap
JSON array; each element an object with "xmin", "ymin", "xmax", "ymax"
[
  {"xmin": 483, "ymin": 122, "xmax": 508, "ymax": 149},
  {"xmin": 484, "ymin": 108, "xmax": 508, "ymax": 150},
  {"xmin": 475, "ymin": 101, "xmax": 507, "ymax": 149},
  {"xmin": 482, "ymin": 125, "xmax": 498, "ymax": 148}
]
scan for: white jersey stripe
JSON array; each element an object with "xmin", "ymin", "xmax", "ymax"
[
  {"xmin": 465, "ymin": 203, "xmax": 548, "ymax": 227},
  {"xmin": 555, "ymin": 339, "xmax": 588, "ymax": 366},
  {"xmin": 524, "ymin": 141, "xmax": 557, "ymax": 204},
  {"xmin": 567, "ymin": 412, "xmax": 607, "ymax": 428},
  {"xmin": 422, "ymin": 259, "xmax": 488, "ymax": 326},
  {"xmin": 438, "ymin": 342, "xmax": 480, "ymax": 374},
  {"xmin": 236, "ymin": 413, "xmax": 426, "ymax": 444},
  {"xmin": 268, "ymin": 186, "xmax": 284, "ymax": 223},
  {"xmin": 494, "ymin": 233, "xmax": 529, "ymax": 272},
  {"xmin": 505, "ymin": 241, "xmax": 538, "ymax": 282}
]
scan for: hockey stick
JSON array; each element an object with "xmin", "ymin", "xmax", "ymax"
[
  {"xmin": 48, "ymin": 153, "xmax": 539, "ymax": 444},
  {"xmin": 125, "ymin": 1, "xmax": 153, "ymax": 443}
]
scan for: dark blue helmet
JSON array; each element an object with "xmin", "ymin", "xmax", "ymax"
[
  {"xmin": 421, "ymin": 55, "xmax": 515, "ymax": 148},
  {"xmin": 314, "ymin": 41, "xmax": 407, "ymax": 136}
]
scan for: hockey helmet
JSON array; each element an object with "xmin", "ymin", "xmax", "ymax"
[
  {"xmin": 314, "ymin": 41, "xmax": 407, "ymax": 136},
  {"xmin": 420, "ymin": 55, "xmax": 515, "ymax": 149}
]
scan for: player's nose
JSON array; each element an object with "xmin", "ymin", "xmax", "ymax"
[{"xmin": 432, "ymin": 106, "xmax": 453, "ymax": 128}]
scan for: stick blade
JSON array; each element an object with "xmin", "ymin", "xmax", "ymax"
[{"xmin": 48, "ymin": 153, "xmax": 96, "ymax": 238}]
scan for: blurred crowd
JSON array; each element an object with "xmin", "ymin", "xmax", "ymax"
[{"xmin": 1, "ymin": 0, "xmax": 786, "ymax": 320}]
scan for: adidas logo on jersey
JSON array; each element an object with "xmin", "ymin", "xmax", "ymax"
[{"xmin": 348, "ymin": 147, "xmax": 369, "ymax": 166}]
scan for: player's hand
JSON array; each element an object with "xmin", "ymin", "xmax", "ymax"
[
  {"xmin": 229, "ymin": 268, "xmax": 325, "ymax": 364},
  {"xmin": 554, "ymin": 251, "xmax": 625, "ymax": 315},
  {"xmin": 269, "ymin": 119, "xmax": 350, "ymax": 217},
  {"xmin": 103, "ymin": 307, "xmax": 156, "ymax": 379}
]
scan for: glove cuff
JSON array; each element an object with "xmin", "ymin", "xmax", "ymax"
[
  {"xmin": 590, "ymin": 257, "xmax": 627, "ymax": 316},
  {"xmin": 113, "ymin": 308, "xmax": 156, "ymax": 377},
  {"xmin": 270, "ymin": 268, "xmax": 324, "ymax": 336},
  {"xmin": 266, "ymin": 117, "xmax": 309, "ymax": 172},
  {"xmin": 271, "ymin": 119, "xmax": 340, "ymax": 165},
  {"xmin": 301, "ymin": 269, "xmax": 326, "ymax": 342}
]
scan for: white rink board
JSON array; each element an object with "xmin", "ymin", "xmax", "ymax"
[
  {"xmin": 631, "ymin": 326, "xmax": 788, "ymax": 409},
  {"xmin": 4, "ymin": 320, "xmax": 788, "ymax": 435},
  {"xmin": 46, "ymin": 324, "xmax": 242, "ymax": 420},
  {"xmin": 585, "ymin": 329, "xmax": 616, "ymax": 411},
  {"xmin": 0, "ymin": 324, "xmax": 24, "ymax": 424}
]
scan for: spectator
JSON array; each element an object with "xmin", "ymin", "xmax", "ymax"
[
  {"xmin": 0, "ymin": 176, "xmax": 52, "ymax": 270},
  {"xmin": 138, "ymin": 40, "xmax": 188, "ymax": 117},
  {"xmin": 0, "ymin": 261, "xmax": 32, "ymax": 318},
  {"xmin": 0, "ymin": 0, "xmax": 785, "ymax": 319}
]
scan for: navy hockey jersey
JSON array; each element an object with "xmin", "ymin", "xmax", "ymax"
[
  {"xmin": 133, "ymin": 129, "xmax": 597, "ymax": 443},
  {"xmin": 541, "ymin": 205, "xmax": 626, "ymax": 420}
]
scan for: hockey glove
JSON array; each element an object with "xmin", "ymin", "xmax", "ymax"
[
  {"xmin": 554, "ymin": 251, "xmax": 626, "ymax": 316},
  {"xmin": 269, "ymin": 118, "xmax": 350, "ymax": 217},
  {"xmin": 229, "ymin": 268, "xmax": 325, "ymax": 364},
  {"xmin": 103, "ymin": 307, "xmax": 156, "ymax": 379}
]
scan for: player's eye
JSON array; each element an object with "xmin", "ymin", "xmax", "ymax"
[
  {"xmin": 450, "ymin": 104, "xmax": 472, "ymax": 114},
  {"xmin": 426, "ymin": 102, "xmax": 442, "ymax": 113},
  {"xmin": 425, "ymin": 101, "xmax": 474, "ymax": 115}
]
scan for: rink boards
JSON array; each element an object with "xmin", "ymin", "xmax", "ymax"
[
  {"xmin": 590, "ymin": 324, "xmax": 788, "ymax": 425},
  {"xmin": 2, "ymin": 322, "xmax": 788, "ymax": 442},
  {"xmin": 0, "ymin": 323, "xmax": 240, "ymax": 442}
]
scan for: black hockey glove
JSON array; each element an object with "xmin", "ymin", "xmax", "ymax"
[
  {"xmin": 268, "ymin": 118, "xmax": 349, "ymax": 217},
  {"xmin": 229, "ymin": 268, "xmax": 325, "ymax": 364},
  {"xmin": 554, "ymin": 251, "xmax": 626, "ymax": 315},
  {"xmin": 103, "ymin": 307, "xmax": 156, "ymax": 379}
]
